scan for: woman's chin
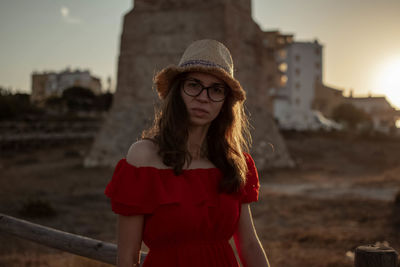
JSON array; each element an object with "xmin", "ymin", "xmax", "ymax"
[{"xmin": 188, "ymin": 118, "xmax": 212, "ymax": 128}]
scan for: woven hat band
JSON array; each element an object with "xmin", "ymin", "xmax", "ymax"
[{"xmin": 179, "ymin": 59, "xmax": 232, "ymax": 76}]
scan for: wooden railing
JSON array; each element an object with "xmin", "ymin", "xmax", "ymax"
[
  {"xmin": 0, "ymin": 213, "xmax": 147, "ymax": 266},
  {"xmin": 0, "ymin": 213, "xmax": 398, "ymax": 266}
]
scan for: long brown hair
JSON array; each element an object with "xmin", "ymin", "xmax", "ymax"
[{"xmin": 142, "ymin": 73, "xmax": 251, "ymax": 193}]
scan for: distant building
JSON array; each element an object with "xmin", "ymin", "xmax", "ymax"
[
  {"xmin": 313, "ymin": 83, "xmax": 345, "ymax": 118},
  {"xmin": 346, "ymin": 94, "xmax": 400, "ymax": 133},
  {"xmin": 263, "ymin": 33, "xmax": 399, "ymax": 133},
  {"xmin": 261, "ymin": 31, "xmax": 294, "ymax": 113},
  {"xmin": 271, "ymin": 40, "xmax": 323, "ymax": 130},
  {"xmin": 31, "ymin": 68, "xmax": 102, "ymax": 106}
]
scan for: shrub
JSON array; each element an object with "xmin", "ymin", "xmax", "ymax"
[
  {"xmin": 332, "ymin": 103, "xmax": 371, "ymax": 130},
  {"xmin": 19, "ymin": 198, "xmax": 57, "ymax": 218}
]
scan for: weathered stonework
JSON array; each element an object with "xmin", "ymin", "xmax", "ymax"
[{"xmin": 85, "ymin": 0, "xmax": 293, "ymax": 169}]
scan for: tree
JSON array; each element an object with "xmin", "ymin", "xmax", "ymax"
[
  {"xmin": 45, "ymin": 96, "xmax": 65, "ymax": 114},
  {"xmin": 94, "ymin": 92, "xmax": 113, "ymax": 111},
  {"xmin": 62, "ymin": 86, "xmax": 95, "ymax": 112},
  {"xmin": 0, "ymin": 91, "xmax": 43, "ymax": 120},
  {"xmin": 332, "ymin": 103, "xmax": 371, "ymax": 130}
]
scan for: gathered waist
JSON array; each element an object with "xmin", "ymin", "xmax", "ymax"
[
  {"xmin": 142, "ymin": 240, "xmax": 239, "ymax": 267},
  {"xmin": 148, "ymin": 239, "xmax": 231, "ymax": 251}
]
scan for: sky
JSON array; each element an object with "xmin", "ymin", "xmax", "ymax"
[{"xmin": 0, "ymin": 0, "xmax": 399, "ymax": 109}]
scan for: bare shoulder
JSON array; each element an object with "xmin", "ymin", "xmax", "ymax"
[{"xmin": 126, "ymin": 139, "xmax": 161, "ymax": 167}]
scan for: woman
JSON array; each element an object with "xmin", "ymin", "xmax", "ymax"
[{"xmin": 105, "ymin": 39, "xmax": 270, "ymax": 267}]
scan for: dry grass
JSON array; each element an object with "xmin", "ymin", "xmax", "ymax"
[
  {"xmin": 252, "ymin": 194, "xmax": 399, "ymax": 267},
  {"xmin": 1, "ymin": 133, "xmax": 400, "ymax": 266},
  {"xmin": 0, "ymin": 250, "xmax": 113, "ymax": 267}
]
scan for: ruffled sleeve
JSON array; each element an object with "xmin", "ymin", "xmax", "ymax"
[
  {"xmin": 104, "ymin": 159, "xmax": 181, "ymax": 216},
  {"xmin": 241, "ymin": 153, "xmax": 260, "ymax": 203}
]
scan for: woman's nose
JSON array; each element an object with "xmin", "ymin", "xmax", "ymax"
[{"xmin": 196, "ymin": 88, "xmax": 209, "ymax": 102}]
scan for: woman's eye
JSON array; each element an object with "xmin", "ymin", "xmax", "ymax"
[
  {"xmin": 212, "ymin": 86, "xmax": 224, "ymax": 94},
  {"xmin": 187, "ymin": 82, "xmax": 198, "ymax": 87}
]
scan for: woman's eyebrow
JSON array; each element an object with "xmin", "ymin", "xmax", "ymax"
[
  {"xmin": 213, "ymin": 82, "xmax": 226, "ymax": 87},
  {"xmin": 186, "ymin": 77, "xmax": 202, "ymax": 84},
  {"xmin": 186, "ymin": 77, "xmax": 225, "ymax": 87}
]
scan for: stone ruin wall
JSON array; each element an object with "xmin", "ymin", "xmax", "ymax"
[
  {"xmin": 85, "ymin": 0, "xmax": 293, "ymax": 169},
  {"xmin": 222, "ymin": 3, "xmax": 292, "ymax": 168}
]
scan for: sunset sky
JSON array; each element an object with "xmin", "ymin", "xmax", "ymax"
[{"xmin": 1, "ymin": 0, "xmax": 399, "ymax": 109}]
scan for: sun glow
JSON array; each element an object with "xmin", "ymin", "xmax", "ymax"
[{"xmin": 375, "ymin": 57, "xmax": 400, "ymax": 109}]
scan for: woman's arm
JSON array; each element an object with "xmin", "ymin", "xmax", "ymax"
[
  {"xmin": 117, "ymin": 215, "xmax": 144, "ymax": 267},
  {"xmin": 115, "ymin": 140, "xmax": 156, "ymax": 266},
  {"xmin": 233, "ymin": 204, "xmax": 270, "ymax": 267}
]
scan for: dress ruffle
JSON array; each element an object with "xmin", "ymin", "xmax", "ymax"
[
  {"xmin": 105, "ymin": 159, "xmax": 221, "ymax": 216},
  {"xmin": 105, "ymin": 154, "xmax": 259, "ymax": 216},
  {"xmin": 241, "ymin": 153, "xmax": 260, "ymax": 203}
]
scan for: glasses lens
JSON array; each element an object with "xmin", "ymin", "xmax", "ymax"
[
  {"xmin": 182, "ymin": 79, "xmax": 227, "ymax": 102},
  {"xmin": 183, "ymin": 80, "xmax": 202, "ymax": 96},
  {"xmin": 208, "ymin": 85, "xmax": 227, "ymax": 102}
]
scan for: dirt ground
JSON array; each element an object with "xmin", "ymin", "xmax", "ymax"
[{"xmin": 0, "ymin": 132, "xmax": 399, "ymax": 267}]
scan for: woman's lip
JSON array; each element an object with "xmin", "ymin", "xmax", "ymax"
[{"xmin": 191, "ymin": 108, "xmax": 209, "ymax": 115}]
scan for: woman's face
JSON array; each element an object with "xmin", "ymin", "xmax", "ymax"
[{"xmin": 180, "ymin": 72, "xmax": 226, "ymax": 128}]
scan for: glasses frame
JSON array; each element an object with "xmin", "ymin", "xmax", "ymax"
[{"xmin": 181, "ymin": 78, "xmax": 228, "ymax": 102}]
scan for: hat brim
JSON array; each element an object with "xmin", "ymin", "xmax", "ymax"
[{"xmin": 154, "ymin": 65, "xmax": 246, "ymax": 103}]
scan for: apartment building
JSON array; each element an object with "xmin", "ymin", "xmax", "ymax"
[
  {"xmin": 272, "ymin": 40, "xmax": 323, "ymax": 130},
  {"xmin": 31, "ymin": 68, "xmax": 102, "ymax": 106},
  {"xmin": 261, "ymin": 31, "xmax": 294, "ymax": 113}
]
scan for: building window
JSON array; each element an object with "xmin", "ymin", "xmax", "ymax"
[
  {"xmin": 278, "ymin": 62, "xmax": 288, "ymax": 72},
  {"xmin": 278, "ymin": 49, "xmax": 287, "ymax": 59},
  {"xmin": 280, "ymin": 75, "xmax": 288, "ymax": 86},
  {"xmin": 295, "ymin": 98, "xmax": 300, "ymax": 105},
  {"xmin": 315, "ymin": 48, "xmax": 321, "ymax": 55},
  {"xmin": 315, "ymin": 75, "xmax": 320, "ymax": 82},
  {"xmin": 295, "ymin": 82, "xmax": 301, "ymax": 89},
  {"xmin": 295, "ymin": 55, "xmax": 301, "ymax": 62},
  {"xmin": 295, "ymin": 68, "xmax": 301, "ymax": 75},
  {"xmin": 315, "ymin": 62, "xmax": 321, "ymax": 69}
]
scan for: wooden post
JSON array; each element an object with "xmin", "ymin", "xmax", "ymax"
[
  {"xmin": 355, "ymin": 245, "xmax": 399, "ymax": 267},
  {"xmin": 0, "ymin": 213, "xmax": 147, "ymax": 265}
]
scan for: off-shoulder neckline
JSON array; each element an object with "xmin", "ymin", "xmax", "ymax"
[{"xmin": 120, "ymin": 158, "xmax": 221, "ymax": 172}]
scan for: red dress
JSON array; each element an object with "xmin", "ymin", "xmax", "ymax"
[{"xmin": 105, "ymin": 153, "xmax": 260, "ymax": 267}]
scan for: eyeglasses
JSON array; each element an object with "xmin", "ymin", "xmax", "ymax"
[{"xmin": 181, "ymin": 78, "xmax": 228, "ymax": 102}]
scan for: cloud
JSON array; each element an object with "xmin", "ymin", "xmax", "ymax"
[{"xmin": 60, "ymin": 6, "xmax": 82, "ymax": 24}]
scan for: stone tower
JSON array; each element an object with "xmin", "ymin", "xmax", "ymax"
[{"xmin": 84, "ymin": 0, "xmax": 293, "ymax": 169}]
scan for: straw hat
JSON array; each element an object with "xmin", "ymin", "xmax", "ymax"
[{"xmin": 154, "ymin": 39, "xmax": 246, "ymax": 103}]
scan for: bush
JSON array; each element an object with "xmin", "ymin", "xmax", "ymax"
[
  {"xmin": 94, "ymin": 92, "xmax": 113, "ymax": 111},
  {"xmin": 19, "ymin": 198, "xmax": 57, "ymax": 218},
  {"xmin": 62, "ymin": 86, "xmax": 96, "ymax": 112},
  {"xmin": 332, "ymin": 103, "xmax": 372, "ymax": 130},
  {"xmin": 60, "ymin": 86, "xmax": 113, "ymax": 112},
  {"xmin": 0, "ymin": 90, "xmax": 44, "ymax": 120}
]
